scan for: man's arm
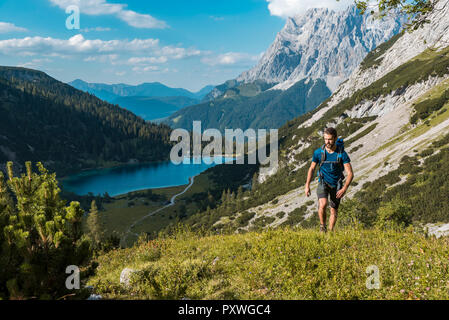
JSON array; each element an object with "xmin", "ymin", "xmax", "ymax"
[
  {"xmin": 336, "ymin": 163, "xmax": 354, "ymax": 199},
  {"xmin": 305, "ymin": 161, "xmax": 317, "ymax": 197}
]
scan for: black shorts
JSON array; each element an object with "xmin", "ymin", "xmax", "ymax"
[{"xmin": 317, "ymin": 180, "xmax": 342, "ymax": 209}]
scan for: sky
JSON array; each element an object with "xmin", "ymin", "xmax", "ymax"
[{"xmin": 0, "ymin": 0, "xmax": 353, "ymax": 91}]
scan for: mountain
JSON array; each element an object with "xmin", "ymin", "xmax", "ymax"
[
  {"xmin": 194, "ymin": 85, "xmax": 216, "ymax": 99},
  {"xmin": 0, "ymin": 67, "xmax": 174, "ymax": 176},
  {"xmin": 165, "ymin": 78, "xmax": 331, "ymax": 132},
  {"xmin": 110, "ymin": 96, "xmax": 200, "ymax": 121},
  {"xmin": 237, "ymin": 4, "xmax": 407, "ymax": 92},
  {"xmin": 69, "ymin": 79, "xmax": 213, "ymax": 100},
  {"xmin": 174, "ymin": 0, "xmax": 449, "ymax": 233},
  {"xmin": 69, "ymin": 80, "xmax": 214, "ymax": 121}
]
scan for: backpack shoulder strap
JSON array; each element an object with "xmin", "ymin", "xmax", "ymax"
[
  {"xmin": 319, "ymin": 144, "xmax": 326, "ymax": 167},
  {"xmin": 337, "ymin": 147, "xmax": 344, "ymax": 163},
  {"xmin": 317, "ymin": 145, "xmax": 326, "ymax": 183}
]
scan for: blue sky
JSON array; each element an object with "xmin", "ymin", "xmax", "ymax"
[{"xmin": 0, "ymin": 0, "xmax": 352, "ymax": 91}]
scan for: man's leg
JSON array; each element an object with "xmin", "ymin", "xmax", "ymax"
[
  {"xmin": 317, "ymin": 181, "xmax": 329, "ymax": 231},
  {"xmin": 318, "ymin": 198, "xmax": 328, "ymax": 228},
  {"xmin": 329, "ymin": 207, "xmax": 338, "ymax": 231},
  {"xmin": 328, "ymin": 186, "xmax": 341, "ymax": 232}
]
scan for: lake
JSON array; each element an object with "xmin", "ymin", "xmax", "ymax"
[{"xmin": 60, "ymin": 156, "xmax": 234, "ymax": 196}]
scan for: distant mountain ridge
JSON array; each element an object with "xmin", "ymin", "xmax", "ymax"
[
  {"xmin": 69, "ymin": 79, "xmax": 214, "ymax": 121},
  {"xmin": 69, "ymin": 79, "xmax": 213, "ymax": 100},
  {"xmin": 111, "ymin": 95, "xmax": 199, "ymax": 121},
  {"xmin": 165, "ymin": 78, "xmax": 331, "ymax": 132}
]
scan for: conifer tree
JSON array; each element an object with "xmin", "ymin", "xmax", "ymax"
[
  {"xmin": 87, "ymin": 200, "xmax": 103, "ymax": 250},
  {"xmin": 251, "ymin": 172, "xmax": 259, "ymax": 190},
  {"xmin": 0, "ymin": 161, "xmax": 92, "ymax": 299},
  {"xmin": 221, "ymin": 190, "xmax": 227, "ymax": 204},
  {"xmin": 236, "ymin": 186, "xmax": 244, "ymax": 200}
]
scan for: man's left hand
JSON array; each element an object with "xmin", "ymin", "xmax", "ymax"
[{"xmin": 336, "ymin": 187, "xmax": 347, "ymax": 199}]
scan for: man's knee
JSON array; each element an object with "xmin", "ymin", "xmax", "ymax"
[
  {"xmin": 330, "ymin": 208, "xmax": 338, "ymax": 217},
  {"xmin": 318, "ymin": 199, "xmax": 328, "ymax": 210}
]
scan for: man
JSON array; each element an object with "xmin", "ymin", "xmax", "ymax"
[{"xmin": 304, "ymin": 127, "xmax": 354, "ymax": 232}]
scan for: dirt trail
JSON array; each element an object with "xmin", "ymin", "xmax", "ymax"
[{"xmin": 121, "ymin": 174, "xmax": 198, "ymax": 245}]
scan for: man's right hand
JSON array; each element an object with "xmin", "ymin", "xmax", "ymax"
[{"xmin": 305, "ymin": 186, "xmax": 311, "ymax": 197}]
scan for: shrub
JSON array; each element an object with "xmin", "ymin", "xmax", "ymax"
[
  {"xmin": 0, "ymin": 162, "xmax": 93, "ymax": 299},
  {"xmin": 235, "ymin": 211, "xmax": 255, "ymax": 227},
  {"xmin": 375, "ymin": 196, "xmax": 413, "ymax": 230},
  {"xmin": 410, "ymin": 89, "xmax": 449, "ymax": 124},
  {"xmin": 419, "ymin": 148, "xmax": 434, "ymax": 157},
  {"xmin": 276, "ymin": 211, "xmax": 286, "ymax": 219}
]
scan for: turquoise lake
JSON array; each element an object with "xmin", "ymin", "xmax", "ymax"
[{"xmin": 60, "ymin": 156, "xmax": 234, "ymax": 196}]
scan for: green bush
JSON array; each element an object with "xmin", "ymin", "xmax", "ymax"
[
  {"xmin": 410, "ymin": 88, "xmax": 449, "ymax": 124},
  {"xmin": 419, "ymin": 148, "xmax": 434, "ymax": 157},
  {"xmin": 0, "ymin": 162, "xmax": 93, "ymax": 299},
  {"xmin": 276, "ymin": 211, "xmax": 286, "ymax": 219},
  {"xmin": 375, "ymin": 196, "xmax": 413, "ymax": 230},
  {"xmin": 235, "ymin": 211, "xmax": 255, "ymax": 227},
  {"xmin": 251, "ymin": 216, "xmax": 276, "ymax": 230}
]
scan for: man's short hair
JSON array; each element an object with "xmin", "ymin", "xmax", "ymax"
[{"xmin": 324, "ymin": 127, "xmax": 337, "ymax": 138}]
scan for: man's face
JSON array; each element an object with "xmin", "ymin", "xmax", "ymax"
[{"xmin": 324, "ymin": 134, "xmax": 336, "ymax": 148}]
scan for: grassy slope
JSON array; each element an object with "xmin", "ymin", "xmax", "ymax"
[{"xmin": 89, "ymin": 227, "xmax": 449, "ymax": 300}]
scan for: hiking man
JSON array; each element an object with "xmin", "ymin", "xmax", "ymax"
[{"xmin": 304, "ymin": 127, "xmax": 354, "ymax": 232}]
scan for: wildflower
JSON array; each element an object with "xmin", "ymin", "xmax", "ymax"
[
  {"xmin": 426, "ymin": 287, "xmax": 430, "ymax": 291},
  {"xmin": 400, "ymin": 289, "xmax": 405, "ymax": 294}
]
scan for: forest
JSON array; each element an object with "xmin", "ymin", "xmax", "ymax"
[{"xmin": 0, "ymin": 67, "xmax": 174, "ymax": 176}]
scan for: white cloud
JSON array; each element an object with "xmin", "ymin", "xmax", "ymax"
[
  {"xmin": 0, "ymin": 34, "xmax": 159, "ymax": 55},
  {"xmin": 132, "ymin": 65, "xmax": 159, "ymax": 73},
  {"xmin": 0, "ymin": 34, "xmax": 203, "ymax": 68},
  {"xmin": 0, "ymin": 22, "xmax": 27, "ymax": 34},
  {"xmin": 266, "ymin": 0, "xmax": 353, "ymax": 18},
  {"xmin": 17, "ymin": 58, "xmax": 52, "ymax": 69},
  {"xmin": 84, "ymin": 54, "xmax": 118, "ymax": 63},
  {"xmin": 127, "ymin": 56, "xmax": 168, "ymax": 64},
  {"xmin": 80, "ymin": 26, "xmax": 111, "ymax": 32},
  {"xmin": 49, "ymin": 0, "xmax": 167, "ymax": 29},
  {"xmin": 201, "ymin": 52, "xmax": 260, "ymax": 66},
  {"xmin": 116, "ymin": 10, "xmax": 166, "ymax": 29}
]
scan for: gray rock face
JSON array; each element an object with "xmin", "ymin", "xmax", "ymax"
[
  {"xmin": 237, "ymin": 5, "xmax": 406, "ymax": 91},
  {"xmin": 327, "ymin": 0, "xmax": 449, "ymax": 107}
]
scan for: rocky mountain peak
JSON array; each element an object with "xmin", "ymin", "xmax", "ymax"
[{"xmin": 237, "ymin": 4, "xmax": 407, "ymax": 92}]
